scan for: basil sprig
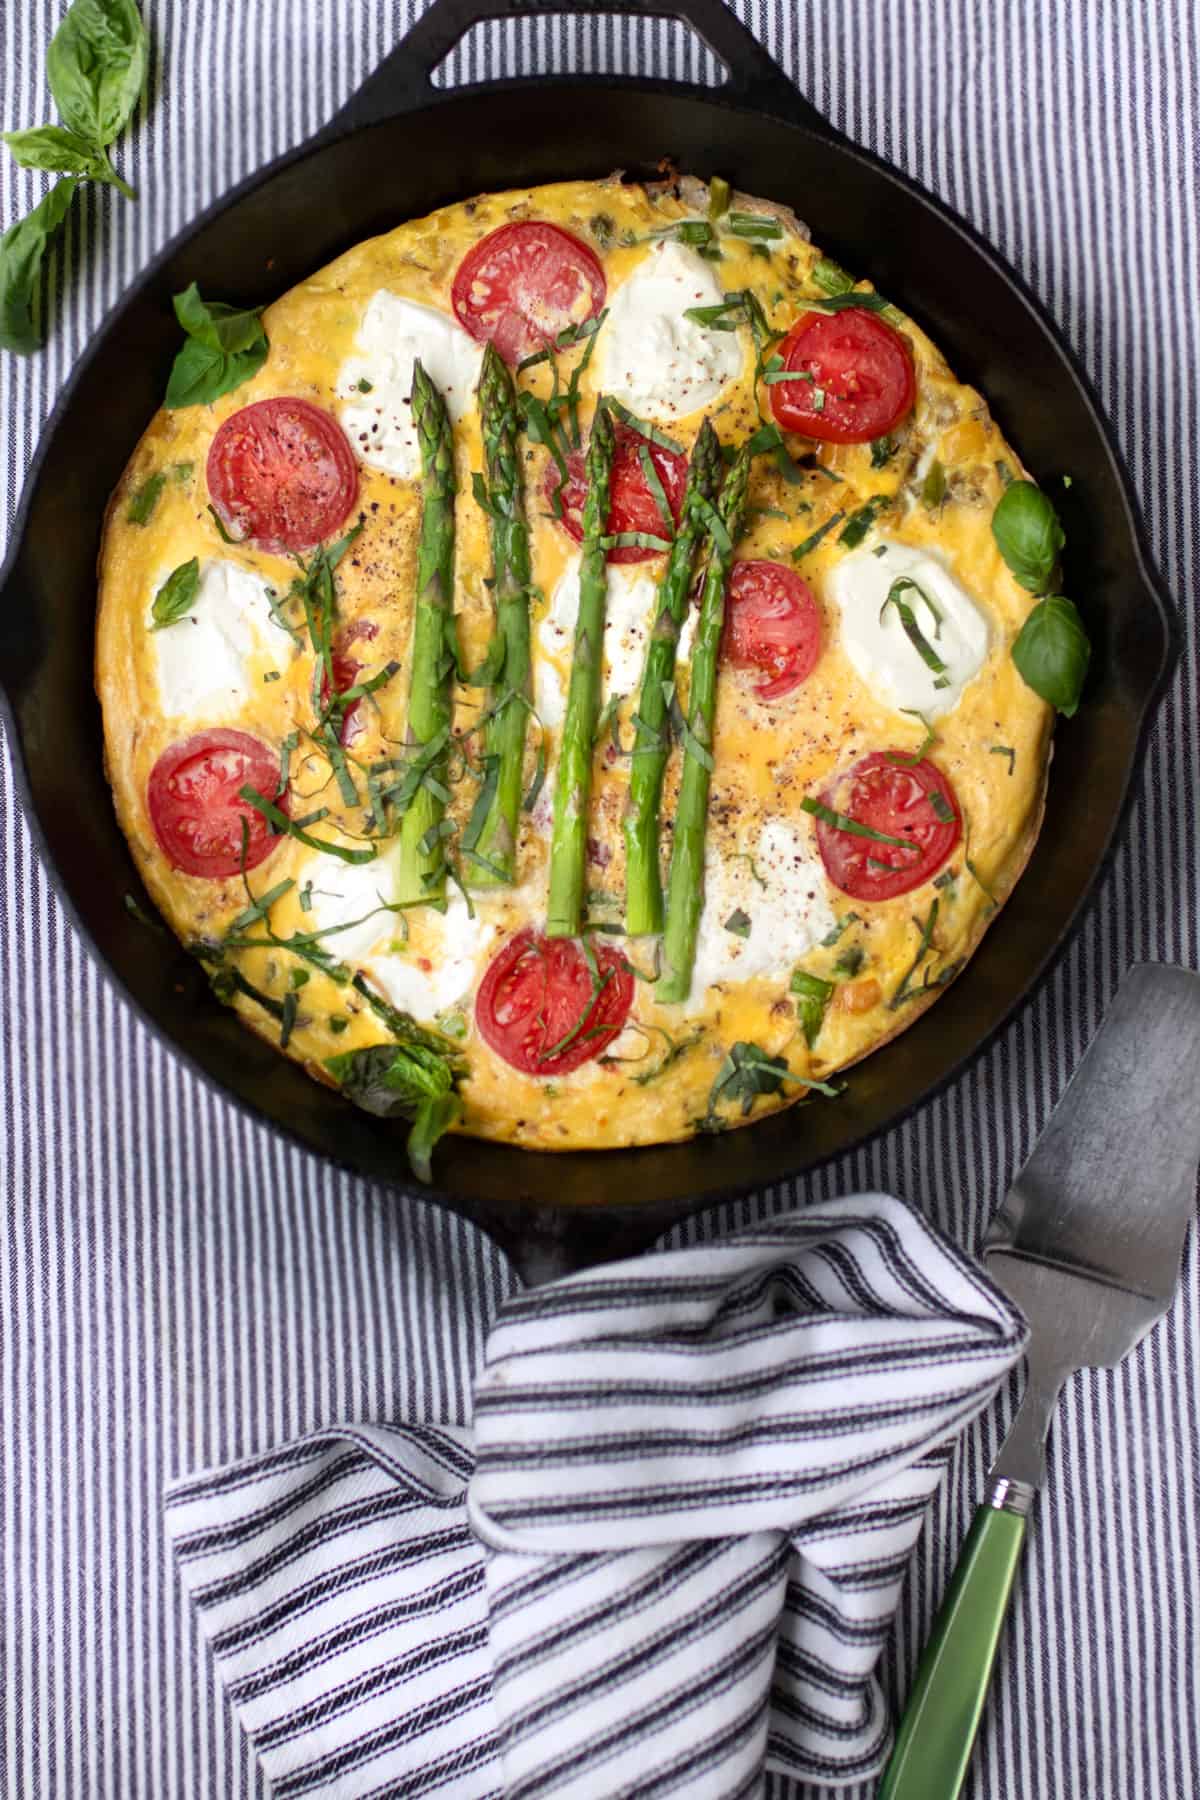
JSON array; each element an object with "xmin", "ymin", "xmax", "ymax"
[
  {"xmin": 165, "ymin": 283, "xmax": 269, "ymax": 409},
  {"xmin": 0, "ymin": 0, "xmax": 147, "ymax": 352},
  {"xmin": 1011, "ymin": 595, "xmax": 1090, "ymax": 718},
  {"xmin": 325, "ymin": 1040, "xmax": 463, "ymax": 1184},
  {"xmin": 992, "ymin": 479, "xmax": 1089, "ymax": 714},
  {"xmin": 150, "ymin": 556, "xmax": 200, "ymax": 629},
  {"xmin": 991, "ymin": 480, "xmax": 1064, "ymax": 593},
  {"xmin": 46, "ymin": 0, "xmax": 147, "ymax": 156}
]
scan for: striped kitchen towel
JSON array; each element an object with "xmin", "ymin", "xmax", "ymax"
[{"xmin": 166, "ymin": 1195, "xmax": 1027, "ymax": 1798}]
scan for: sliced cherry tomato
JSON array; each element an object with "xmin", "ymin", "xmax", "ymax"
[
  {"xmin": 546, "ymin": 422, "xmax": 688, "ymax": 565},
  {"xmin": 770, "ymin": 309, "xmax": 915, "ymax": 444},
  {"xmin": 148, "ymin": 730, "xmax": 285, "ymax": 879},
  {"xmin": 320, "ymin": 621, "xmax": 380, "ymax": 747},
  {"xmin": 207, "ymin": 397, "xmax": 358, "ymax": 554},
  {"xmin": 813, "ymin": 752, "xmax": 960, "ymax": 902},
  {"xmin": 475, "ymin": 928, "xmax": 634, "ymax": 1076},
  {"xmin": 723, "ymin": 559, "xmax": 822, "ymax": 700},
  {"xmin": 451, "ymin": 221, "xmax": 607, "ymax": 365}
]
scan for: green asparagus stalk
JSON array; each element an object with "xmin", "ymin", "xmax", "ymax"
[
  {"xmin": 471, "ymin": 343, "xmax": 532, "ymax": 887},
  {"xmin": 658, "ymin": 443, "xmax": 752, "ymax": 1003},
  {"xmin": 396, "ymin": 360, "xmax": 457, "ymax": 905},
  {"xmin": 545, "ymin": 400, "xmax": 615, "ymax": 938},
  {"xmin": 623, "ymin": 418, "xmax": 722, "ymax": 936}
]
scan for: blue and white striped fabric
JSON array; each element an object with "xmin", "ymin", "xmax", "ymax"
[
  {"xmin": 4, "ymin": 5, "xmax": 1200, "ymax": 1798},
  {"xmin": 166, "ymin": 1199, "xmax": 1027, "ymax": 1797}
]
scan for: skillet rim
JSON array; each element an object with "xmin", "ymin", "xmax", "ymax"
[{"xmin": 0, "ymin": 70, "xmax": 1180, "ymax": 1265}]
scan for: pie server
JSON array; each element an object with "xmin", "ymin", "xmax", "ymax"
[{"xmin": 881, "ymin": 961, "xmax": 1200, "ymax": 1800}]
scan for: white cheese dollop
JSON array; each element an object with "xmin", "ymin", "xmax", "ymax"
[
  {"xmin": 302, "ymin": 857, "xmax": 400, "ymax": 964},
  {"xmin": 826, "ymin": 538, "xmax": 990, "ymax": 720},
  {"xmin": 371, "ymin": 891, "xmax": 499, "ymax": 1022},
  {"xmin": 536, "ymin": 558, "xmax": 695, "ymax": 731},
  {"xmin": 596, "ymin": 240, "xmax": 745, "ymax": 422},
  {"xmin": 150, "ymin": 559, "xmax": 292, "ymax": 723},
  {"xmin": 684, "ymin": 819, "xmax": 837, "ymax": 1010},
  {"xmin": 304, "ymin": 856, "xmax": 499, "ymax": 1025},
  {"xmin": 337, "ymin": 291, "xmax": 484, "ymax": 481}
]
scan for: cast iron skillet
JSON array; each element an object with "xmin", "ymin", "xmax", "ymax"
[{"xmin": 0, "ymin": 0, "xmax": 1177, "ymax": 1283}]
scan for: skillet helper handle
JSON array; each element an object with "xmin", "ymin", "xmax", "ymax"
[
  {"xmin": 878, "ymin": 1491, "xmax": 1029, "ymax": 1800},
  {"xmin": 332, "ymin": 0, "xmax": 822, "ymax": 132}
]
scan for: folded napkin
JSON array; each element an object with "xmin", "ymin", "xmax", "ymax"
[{"xmin": 167, "ymin": 1195, "xmax": 1026, "ymax": 1799}]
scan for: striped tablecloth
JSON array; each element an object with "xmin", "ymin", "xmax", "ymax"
[{"xmin": 2, "ymin": 4, "xmax": 1197, "ymax": 1796}]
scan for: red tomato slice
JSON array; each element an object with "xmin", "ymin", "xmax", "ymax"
[
  {"xmin": 770, "ymin": 309, "xmax": 915, "ymax": 444},
  {"xmin": 546, "ymin": 422, "xmax": 688, "ymax": 565},
  {"xmin": 320, "ymin": 621, "xmax": 380, "ymax": 747},
  {"xmin": 475, "ymin": 928, "xmax": 635, "ymax": 1076},
  {"xmin": 207, "ymin": 397, "xmax": 358, "ymax": 554},
  {"xmin": 147, "ymin": 730, "xmax": 285, "ymax": 879},
  {"xmin": 723, "ymin": 559, "xmax": 822, "ymax": 700},
  {"xmin": 813, "ymin": 753, "xmax": 961, "ymax": 902},
  {"xmin": 451, "ymin": 221, "xmax": 607, "ymax": 365}
]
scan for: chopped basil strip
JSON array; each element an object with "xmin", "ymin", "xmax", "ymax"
[
  {"xmin": 809, "ymin": 289, "xmax": 891, "ymax": 314},
  {"xmin": 238, "ymin": 786, "xmax": 377, "ymax": 865},
  {"xmin": 724, "ymin": 908, "xmax": 752, "ymax": 938},
  {"xmin": 792, "ymin": 511, "xmax": 845, "ymax": 561},
  {"xmin": 880, "ymin": 577, "xmax": 950, "ymax": 685},
  {"xmin": 602, "ymin": 397, "xmax": 684, "ymax": 455},
  {"xmin": 821, "ymin": 912, "xmax": 861, "ymax": 946},
  {"xmin": 801, "ymin": 795, "xmax": 920, "ymax": 853},
  {"xmin": 889, "ymin": 900, "xmax": 940, "ymax": 1009},
  {"xmin": 990, "ymin": 744, "xmax": 1017, "ymax": 775}
]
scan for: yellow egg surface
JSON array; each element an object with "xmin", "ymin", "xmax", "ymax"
[{"xmin": 96, "ymin": 173, "xmax": 1052, "ymax": 1163}]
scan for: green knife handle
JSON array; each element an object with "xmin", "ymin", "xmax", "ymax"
[{"xmin": 878, "ymin": 1487, "xmax": 1030, "ymax": 1800}]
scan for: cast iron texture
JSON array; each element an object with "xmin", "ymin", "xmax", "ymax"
[{"xmin": 0, "ymin": 0, "xmax": 1177, "ymax": 1282}]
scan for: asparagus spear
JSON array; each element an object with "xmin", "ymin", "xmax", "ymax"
[
  {"xmin": 658, "ymin": 443, "xmax": 752, "ymax": 1003},
  {"xmin": 396, "ymin": 360, "xmax": 457, "ymax": 905},
  {"xmin": 471, "ymin": 343, "xmax": 532, "ymax": 886},
  {"xmin": 623, "ymin": 418, "xmax": 722, "ymax": 936},
  {"xmin": 546, "ymin": 400, "xmax": 615, "ymax": 939}
]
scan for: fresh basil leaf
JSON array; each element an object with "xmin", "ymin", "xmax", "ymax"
[
  {"xmin": 3, "ymin": 123, "xmax": 102, "ymax": 177},
  {"xmin": 0, "ymin": 177, "xmax": 78, "ymax": 353},
  {"xmin": 172, "ymin": 282, "xmax": 265, "ymax": 355},
  {"xmin": 165, "ymin": 330, "xmax": 267, "ymax": 409},
  {"xmin": 991, "ymin": 479, "xmax": 1064, "ymax": 594},
  {"xmin": 46, "ymin": 0, "xmax": 147, "ymax": 150},
  {"xmin": 164, "ymin": 284, "xmax": 269, "ymax": 407},
  {"xmin": 406, "ymin": 1093, "xmax": 463, "ymax": 1183},
  {"xmin": 150, "ymin": 556, "xmax": 200, "ymax": 629},
  {"xmin": 1011, "ymin": 595, "xmax": 1090, "ymax": 716},
  {"xmin": 126, "ymin": 468, "xmax": 165, "ymax": 524}
]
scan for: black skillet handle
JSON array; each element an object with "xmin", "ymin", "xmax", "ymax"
[{"xmin": 330, "ymin": 0, "xmax": 832, "ymax": 136}]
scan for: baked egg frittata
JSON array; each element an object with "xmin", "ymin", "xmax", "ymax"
[{"xmin": 96, "ymin": 173, "xmax": 1059, "ymax": 1175}]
